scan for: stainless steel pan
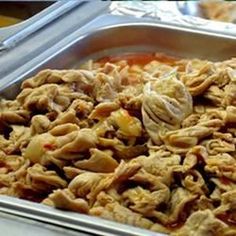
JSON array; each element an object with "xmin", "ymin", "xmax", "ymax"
[
  {"xmin": 0, "ymin": 18, "xmax": 236, "ymax": 235},
  {"xmin": 0, "ymin": 1, "xmax": 82, "ymax": 51},
  {"xmin": 1, "ymin": 18, "xmax": 236, "ymax": 98}
]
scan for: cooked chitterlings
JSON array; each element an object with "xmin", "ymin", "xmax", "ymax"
[
  {"xmin": 142, "ymin": 71, "xmax": 193, "ymax": 144},
  {"xmin": 1, "ymin": 53, "xmax": 236, "ymax": 235}
]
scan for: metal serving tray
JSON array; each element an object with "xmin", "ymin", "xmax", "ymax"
[
  {"xmin": 176, "ymin": 1, "xmax": 207, "ymax": 19},
  {"xmin": 0, "ymin": 208, "xmax": 90, "ymax": 236},
  {"xmin": 0, "ymin": 1, "xmax": 82, "ymax": 50},
  {"xmin": 0, "ymin": 1, "xmax": 53, "ymax": 26},
  {"xmin": 0, "ymin": 16, "xmax": 236, "ymax": 235},
  {"xmin": 110, "ymin": 2, "xmax": 236, "ymax": 37},
  {"xmin": 1, "ymin": 15, "xmax": 236, "ymax": 99}
]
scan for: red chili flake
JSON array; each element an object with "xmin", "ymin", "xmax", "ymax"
[
  {"xmin": 43, "ymin": 143, "xmax": 56, "ymax": 150},
  {"xmin": 220, "ymin": 176, "xmax": 231, "ymax": 185}
]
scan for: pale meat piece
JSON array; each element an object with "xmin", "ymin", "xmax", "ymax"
[
  {"xmin": 109, "ymin": 108, "xmax": 142, "ymax": 137},
  {"xmin": 0, "ymin": 109, "xmax": 30, "ymax": 125},
  {"xmin": 24, "ymin": 128, "xmax": 97, "ymax": 165},
  {"xmin": 88, "ymin": 161, "xmax": 141, "ymax": 203},
  {"xmin": 211, "ymin": 177, "xmax": 236, "ymax": 194},
  {"xmin": 74, "ymin": 148, "xmax": 118, "ymax": 173},
  {"xmin": 161, "ymin": 119, "xmax": 223, "ymax": 154},
  {"xmin": 181, "ymin": 145, "xmax": 208, "ymax": 172},
  {"xmin": 0, "ymin": 153, "xmax": 25, "ymax": 172},
  {"xmin": 89, "ymin": 202, "xmax": 153, "ymax": 230},
  {"xmin": 0, "ymin": 157, "xmax": 31, "ymax": 198},
  {"xmin": 201, "ymin": 132, "xmax": 235, "ymax": 155},
  {"xmin": 118, "ymin": 85, "xmax": 143, "ymax": 111},
  {"xmin": 154, "ymin": 187, "xmax": 197, "ymax": 225},
  {"xmin": 0, "ymin": 135, "xmax": 12, "ymax": 153},
  {"xmin": 181, "ymin": 170, "xmax": 208, "ymax": 195},
  {"xmin": 89, "ymin": 101, "xmax": 120, "ymax": 120},
  {"xmin": 63, "ymin": 166, "xmax": 83, "ymax": 179},
  {"xmin": 17, "ymin": 84, "xmax": 63, "ymax": 112},
  {"xmin": 6, "ymin": 125, "xmax": 31, "ymax": 154},
  {"xmin": 142, "ymin": 71, "xmax": 192, "ymax": 144},
  {"xmin": 132, "ymin": 152, "xmax": 181, "ymax": 185},
  {"xmin": 203, "ymin": 85, "xmax": 225, "ymax": 106},
  {"xmin": 200, "ymin": 0, "xmax": 236, "ymax": 23},
  {"xmin": 21, "ymin": 69, "xmax": 71, "ymax": 88},
  {"xmin": 112, "ymin": 143, "xmax": 147, "ymax": 160},
  {"xmin": 122, "ymin": 183, "xmax": 170, "ymax": 217},
  {"xmin": 51, "ymin": 128, "xmax": 98, "ymax": 160},
  {"xmin": 31, "ymin": 115, "xmax": 51, "ymax": 134},
  {"xmin": 92, "ymin": 71, "xmax": 121, "ymax": 102},
  {"xmin": 198, "ymin": 108, "xmax": 226, "ymax": 124},
  {"xmin": 50, "ymin": 110, "xmax": 80, "ymax": 128},
  {"xmin": 26, "ymin": 163, "xmax": 67, "ymax": 192},
  {"xmin": 68, "ymin": 172, "xmax": 103, "ymax": 198},
  {"xmin": 43, "ymin": 188, "xmax": 89, "ymax": 213},
  {"xmin": 214, "ymin": 190, "xmax": 236, "ymax": 224},
  {"xmin": 23, "ymin": 132, "xmax": 57, "ymax": 166},
  {"xmin": 225, "ymin": 106, "xmax": 236, "ymax": 123},
  {"xmin": 49, "ymin": 123, "xmax": 79, "ymax": 136},
  {"xmin": 180, "ymin": 61, "xmax": 216, "ymax": 96},
  {"xmin": 204, "ymin": 153, "xmax": 236, "ymax": 181},
  {"xmin": 1, "ymin": 54, "xmax": 236, "ymax": 235},
  {"xmin": 181, "ymin": 113, "xmax": 201, "ymax": 128},
  {"xmin": 223, "ymin": 81, "xmax": 236, "ymax": 106},
  {"xmin": 21, "ymin": 69, "xmax": 95, "ymax": 92},
  {"xmin": 67, "ymin": 99, "xmax": 94, "ymax": 120},
  {"xmin": 172, "ymin": 210, "xmax": 227, "ymax": 236},
  {"xmin": 0, "ymin": 99, "xmax": 30, "ymax": 125},
  {"xmin": 143, "ymin": 60, "xmax": 174, "ymax": 77}
]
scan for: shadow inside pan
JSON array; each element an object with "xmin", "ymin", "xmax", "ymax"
[
  {"xmin": 0, "ymin": 1, "xmax": 54, "ymax": 27},
  {"xmin": 177, "ymin": 1, "xmax": 205, "ymax": 18}
]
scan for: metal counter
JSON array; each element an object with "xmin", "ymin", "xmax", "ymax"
[
  {"xmin": 1, "ymin": 2, "xmax": 236, "ymax": 236},
  {"xmin": 0, "ymin": 211, "xmax": 91, "ymax": 236},
  {"xmin": 0, "ymin": 1, "xmax": 110, "ymax": 78}
]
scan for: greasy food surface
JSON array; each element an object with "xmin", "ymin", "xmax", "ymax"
[
  {"xmin": 0, "ymin": 52, "xmax": 236, "ymax": 235},
  {"xmin": 200, "ymin": 0, "xmax": 236, "ymax": 23},
  {"xmin": 0, "ymin": 15, "xmax": 21, "ymax": 27}
]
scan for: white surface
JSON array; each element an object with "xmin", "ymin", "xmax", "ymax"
[{"xmin": 0, "ymin": 211, "xmax": 90, "ymax": 236}]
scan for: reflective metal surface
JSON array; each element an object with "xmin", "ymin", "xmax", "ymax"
[
  {"xmin": 1, "ymin": 17, "xmax": 236, "ymax": 98},
  {"xmin": 0, "ymin": 1, "xmax": 110, "ymax": 78},
  {"xmin": 0, "ymin": 1, "xmax": 82, "ymax": 50},
  {"xmin": 0, "ymin": 210, "xmax": 90, "ymax": 236},
  {"xmin": 0, "ymin": 1, "xmax": 53, "ymax": 27},
  {"xmin": 110, "ymin": 1, "xmax": 236, "ymax": 36},
  {"xmin": 176, "ymin": 1, "xmax": 204, "ymax": 18},
  {"xmin": 1, "ymin": 16, "xmax": 236, "ymax": 236},
  {"xmin": 0, "ymin": 196, "xmax": 159, "ymax": 236}
]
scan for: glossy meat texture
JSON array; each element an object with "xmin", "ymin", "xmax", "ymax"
[{"xmin": 0, "ymin": 53, "xmax": 236, "ymax": 235}]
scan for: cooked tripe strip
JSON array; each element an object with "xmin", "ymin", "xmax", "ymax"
[
  {"xmin": 142, "ymin": 70, "xmax": 192, "ymax": 144},
  {"xmin": 0, "ymin": 54, "xmax": 236, "ymax": 235}
]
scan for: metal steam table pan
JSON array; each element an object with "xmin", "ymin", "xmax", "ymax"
[
  {"xmin": 0, "ymin": 1, "xmax": 82, "ymax": 51},
  {"xmin": 0, "ymin": 17, "xmax": 236, "ymax": 236}
]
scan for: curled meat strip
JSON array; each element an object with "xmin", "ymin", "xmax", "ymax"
[
  {"xmin": 142, "ymin": 71, "xmax": 193, "ymax": 144},
  {"xmin": 0, "ymin": 55, "xmax": 236, "ymax": 236}
]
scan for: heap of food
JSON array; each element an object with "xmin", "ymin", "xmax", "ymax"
[
  {"xmin": 0, "ymin": 53, "xmax": 236, "ymax": 235},
  {"xmin": 0, "ymin": 15, "xmax": 21, "ymax": 27},
  {"xmin": 200, "ymin": 0, "xmax": 236, "ymax": 23}
]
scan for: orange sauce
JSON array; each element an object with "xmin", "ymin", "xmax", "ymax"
[
  {"xmin": 43, "ymin": 143, "xmax": 57, "ymax": 151},
  {"xmin": 217, "ymin": 213, "xmax": 236, "ymax": 226},
  {"xmin": 220, "ymin": 176, "xmax": 232, "ymax": 185},
  {"xmin": 0, "ymin": 15, "xmax": 21, "ymax": 27},
  {"xmin": 165, "ymin": 221, "xmax": 184, "ymax": 230},
  {"xmin": 98, "ymin": 52, "xmax": 179, "ymax": 66}
]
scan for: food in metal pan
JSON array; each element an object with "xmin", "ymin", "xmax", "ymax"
[
  {"xmin": 200, "ymin": 0, "xmax": 236, "ymax": 23},
  {"xmin": 0, "ymin": 52, "xmax": 236, "ymax": 235},
  {"xmin": 0, "ymin": 15, "xmax": 21, "ymax": 27}
]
